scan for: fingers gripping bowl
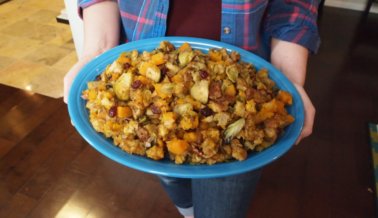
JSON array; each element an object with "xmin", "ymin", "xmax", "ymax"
[{"xmin": 68, "ymin": 37, "xmax": 304, "ymax": 178}]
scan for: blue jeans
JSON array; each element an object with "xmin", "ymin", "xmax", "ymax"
[{"xmin": 158, "ymin": 169, "xmax": 261, "ymax": 218}]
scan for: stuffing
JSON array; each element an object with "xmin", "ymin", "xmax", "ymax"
[{"xmin": 82, "ymin": 41, "xmax": 294, "ymax": 164}]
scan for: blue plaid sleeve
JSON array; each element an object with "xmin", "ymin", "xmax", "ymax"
[{"xmin": 263, "ymin": 0, "xmax": 321, "ymax": 53}]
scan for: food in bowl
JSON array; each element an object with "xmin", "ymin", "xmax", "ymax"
[{"xmin": 82, "ymin": 41, "xmax": 294, "ymax": 165}]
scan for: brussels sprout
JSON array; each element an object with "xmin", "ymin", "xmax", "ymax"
[
  {"xmin": 179, "ymin": 51, "xmax": 195, "ymax": 67},
  {"xmin": 174, "ymin": 103, "xmax": 193, "ymax": 116},
  {"xmin": 165, "ymin": 62, "xmax": 180, "ymax": 75},
  {"xmin": 114, "ymin": 72, "xmax": 133, "ymax": 100},
  {"xmin": 224, "ymin": 118, "xmax": 245, "ymax": 140},
  {"xmin": 190, "ymin": 80, "xmax": 209, "ymax": 104},
  {"xmin": 226, "ymin": 64, "xmax": 239, "ymax": 83},
  {"xmin": 145, "ymin": 64, "xmax": 161, "ymax": 82}
]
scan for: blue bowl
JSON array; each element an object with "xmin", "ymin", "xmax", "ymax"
[{"xmin": 68, "ymin": 37, "xmax": 304, "ymax": 178}]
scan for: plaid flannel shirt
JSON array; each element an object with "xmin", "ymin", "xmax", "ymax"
[{"xmin": 78, "ymin": 0, "xmax": 320, "ymax": 59}]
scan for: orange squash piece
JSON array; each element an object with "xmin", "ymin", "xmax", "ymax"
[
  {"xmin": 116, "ymin": 53, "xmax": 131, "ymax": 64},
  {"xmin": 117, "ymin": 106, "xmax": 133, "ymax": 118},
  {"xmin": 277, "ymin": 90, "xmax": 293, "ymax": 105},
  {"xmin": 208, "ymin": 50, "xmax": 222, "ymax": 62},
  {"xmin": 166, "ymin": 139, "xmax": 189, "ymax": 155},
  {"xmin": 151, "ymin": 52, "xmax": 166, "ymax": 65},
  {"xmin": 183, "ymin": 132, "xmax": 198, "ymax": 143},
  {"xmin": 178, "ymin": 42, "xmax": 192, "ymax": 52}
]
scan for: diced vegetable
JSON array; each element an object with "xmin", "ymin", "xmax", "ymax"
[
  {"xmin": 174, "ymin": 103, "xmax": 193, "ymax": 116},
  {"xmin": 179, "ymin": 51, "xmax": 195, "ymax": 67},
  {"xmin": 224, "ymin": 83, "xmax": 236, "ymax": 97},
  {"xmin": 165, "ymin": 62, "xmax": 180, "ymax": 74},
  {"xmin": 190, "ymin": 80, "xmax": 209, "ymax": 104},
  {"xmin": 161, "ymin": 112, "xmax": 177, "ymax": 129},
  {"xmin": 108, "ymin": 61, "xmax": 123, "ymax": 74},
  {"xmin": 158, "ymin": 41, "xmax": 175, "ymax": 52},
  {"xmin": 245, "ymin": 99, "xmax": 256, "ymax": 114},
  {"xmin": 116, "ymin": 53, "xmax": 131, "ymax": 64},
  {"xmin": 117, "ymin": 106, "xmax": 133, "ymax": 118},
  {"xmin": 224, "ymin": 118, "xmax": 245, "ymax": 140},
  {"xmin": 139, "ymin": 62, "xmax": 161, "ymax": 82},
  {"xmin": 179, "ymin": 112, "xmax": 199, "ymax": 130},
  {"xmin": 154, "ymin": 83, "xmax": 175, "ymax": 99},
  {"xmin": 214, "ymin": 112, "xmax": 231, "ymax": 129},
  {"xmin": 114, "ymin": 72, "xmax": 133, "ymax": 100},
  {"xmin": 234, "ymin": 101, "xmax": 246, "ymax": 117},
  {"xmin": 226, "ymin": 64, "xmax": 239, "ymax": 83},
  {"xmin": 167, "ymin": 139, "xmax": 189, "ymax": 155},
  {"xmin": 178, "ymin": 42, "xmax": 192, "ymax": 52},
  {"xmin": 87, "ymin": 81, "xmax": 106, "ymax": 90},
  {"xmin": 87, "ymin": 89, "xmax": 97, "ymax": 101},
  {"xmin": 208, "ymin": 49, "xmax": 222, "ymax": 61},
  {"xmin": 151, "ymin": 52, "xmax": 166, "ymax": 65},
  {"xmin": 277, "ymin": 90, "xmax": 293, "ymax": 105},
  {"xmin": 146, "ymin": 145, "xmax": 164, "ymax": 160},
  {"xmin": 183, "ymin": 132, "xmax": 198, "ymax": 143}
]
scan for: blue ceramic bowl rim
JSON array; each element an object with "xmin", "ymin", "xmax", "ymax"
[{"xmin": 68, "ymin": 36, "xmax": 304, "ymax": 178}]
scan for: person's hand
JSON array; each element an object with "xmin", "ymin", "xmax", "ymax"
[
  {"xmin": 270, "ymin": 38, "xmax": 315, "ymax": 145},
  {"xmin": 63, "ymin": 56, "xmax": 93, "ymax": 103},
  {"xmin": 292, "ymin": 83, "xmax": 315, "ymax": 145}
]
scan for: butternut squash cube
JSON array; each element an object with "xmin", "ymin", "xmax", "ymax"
[
  {"xmin": 167, "ymin": 139, "xmax": 189, "ymax": 155},
  {"xmin": 117, "ymin": 106, "xmax": 133, "ymax": 118},
  {"xmin": 183, "ymin": 132, "xmax": 198, "ymax": 143},
  {"xmin": 208, "ymin": 50, "xmax": 222, "ymax": 62},
  {"xmin": 151, "ymin": 52, "xmax": 166, "ymax": 65},
  {"xmin": 178, "ymin": 42, "xmax": 192, "ymax": 52}
]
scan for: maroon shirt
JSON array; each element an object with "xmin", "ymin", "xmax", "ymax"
[{"xmin": 166, "ymin": 0, "xmax": 221, "ymax": 41}]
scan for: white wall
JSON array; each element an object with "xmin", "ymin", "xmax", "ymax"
[{"xmin": 325, "ymin": 0, "xmax": 378, "ymax": 13}]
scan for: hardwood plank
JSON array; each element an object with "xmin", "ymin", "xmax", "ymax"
[
  {"xmin": 0, "ymin": 137, "xmax": 14, "ymax": 159},
  {"xmin": 0, "ymin": 193, "xmax": 37, "ymax": 218},
  {"xmin": 0, "ymin": 180, "xmax": 13, "ymax": 211},
  {"xmin": 0, "ymin": 84, "xmax": 18, "ymax": 100},
  {"xmin": 54, "ymin": 190, "xmax": 92, "ymax": 218},
  {"xmin": 67, "ymin": 154, "xmax": 161, "ymax": 218},
  {"xmin": 297, "ymin": 139, "xmax": 334, "ymax": 218},
  {"xmin": 0, "ymin": 88, "xmax": 36, "ymax": 116},
  {"xmin": 18, "ymin": 128, "xmax": 86, "ymax": 200},
  {"xmin": 26, "ymin": 146, "xmax": 103, "ymax": 218},
  {"xmin": 118, "ymin": 174, "xmax": 161, "ymax": 218},
  {"xmin": 249, "ymin": 147, "xmax": 307, "ymax": 218},
  {"xmin": 0, "ymin": 104, "xmax": 72, "ymax": 195},
  {"xmin": 26, "ymin": 165, "xmax": 92, "ymax": 218},
  {"xmin": 85, "ymin": 203, "xmax": 119, "ymax": 218},
  {"xmin": 0, "ymin": 96, "xmax": 61, "ymax": 142}
]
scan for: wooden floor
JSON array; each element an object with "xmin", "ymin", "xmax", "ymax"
[{"xmin": 1, "ymin": 7, "xmax": 378, "ymax": 218}]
